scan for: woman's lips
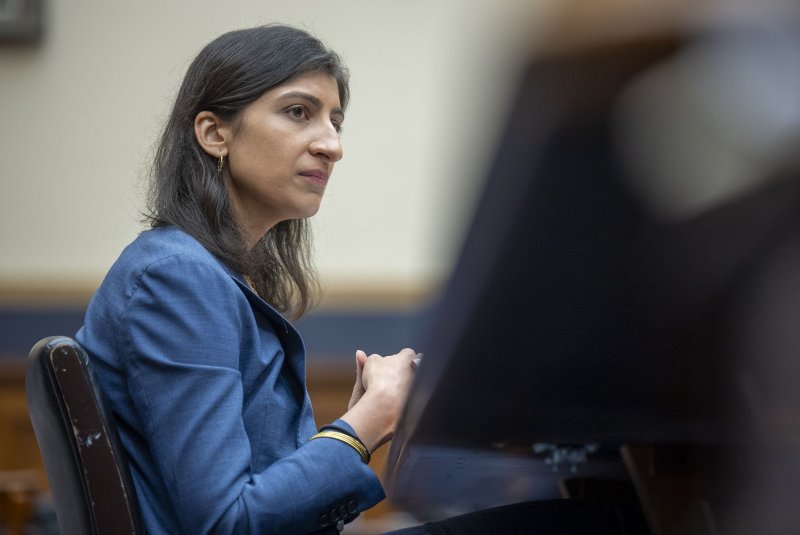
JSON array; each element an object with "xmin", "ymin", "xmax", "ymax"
[{"xmin": 299, "ymin": 169, "xmax": 329, "ymax": 184}]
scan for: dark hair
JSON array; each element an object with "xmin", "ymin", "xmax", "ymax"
[{"xmin": 145, "ymin": 24, "xmax": 350, "ymax": 319}]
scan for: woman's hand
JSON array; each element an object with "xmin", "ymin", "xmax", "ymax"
[
  {"xmin": 347, "ymin": 350, "xmax": 368, "ymax": 410},
  {"xmin": 340, "ymin": 347, "xmax": 420, "ymax": 453}
]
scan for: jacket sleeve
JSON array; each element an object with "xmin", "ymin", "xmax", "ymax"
[{"xmin": 120, "ymin": 254, "xmax": 385, "ymax": 534}]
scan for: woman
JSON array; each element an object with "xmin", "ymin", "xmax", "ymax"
[{"xmin": 76, "ymin": 24, "xmax": 418, "ymax": 534}]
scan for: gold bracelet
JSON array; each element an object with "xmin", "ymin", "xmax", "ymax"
[{"xmin": 309, "ymin": 430, "xmax": 371, "ymax": 464}]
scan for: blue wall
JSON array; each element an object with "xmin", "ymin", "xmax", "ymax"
[{"xmin": 0, "ymin": 306, "xmax": 429, "ymax": 362}]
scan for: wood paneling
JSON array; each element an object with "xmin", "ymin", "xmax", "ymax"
[{"xmin": 0, "ymin": 361, "xmax": 48, "ymax": 534}]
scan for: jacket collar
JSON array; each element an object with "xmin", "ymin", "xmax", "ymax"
[{"xmin": 226, "ymin": 269, "xmax": 300, "ymax": 337}]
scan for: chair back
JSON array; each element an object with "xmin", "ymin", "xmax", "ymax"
[{"xmin": 26, "ymin": 336, "xmax": 144, "ymax": 535}]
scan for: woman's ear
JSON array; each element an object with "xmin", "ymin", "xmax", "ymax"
[{"xmin": 194, "ymin": 111, "xmax": 229, "ymax": 158}]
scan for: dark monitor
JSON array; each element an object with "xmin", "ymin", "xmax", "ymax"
[{"xmin": 386, "ymin": 15, "xmax": 800, "ymax": 522}]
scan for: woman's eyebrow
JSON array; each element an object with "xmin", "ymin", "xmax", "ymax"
[{"xmin": 279, "ymin": 90, "xmax": 344, "ymax": 118}]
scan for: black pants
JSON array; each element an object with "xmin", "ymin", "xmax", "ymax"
[{"xmin": 382, "ymin": 499, "xmax": 648, "ymax": 535}]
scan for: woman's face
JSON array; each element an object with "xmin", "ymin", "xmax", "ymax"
[{"xmin": 223, "ymin": 70, "xmax": 344, "ymax": 243}]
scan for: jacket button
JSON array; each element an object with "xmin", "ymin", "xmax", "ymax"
[
  {"xmin": 319, "ymin": 513, "xmax": 329, "ymax": 527},
  {"xmin": 338, "ymin": 504, "xmax": 348, "ymax": 518},
  {"xmin": 330, "ymin": 508, "xmax": 340, "ymax": 522},
  {"xmin": 347, "ymin": 500, "xmax": 357, "ymax": 513}
]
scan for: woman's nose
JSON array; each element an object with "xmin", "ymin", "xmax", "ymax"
[{"xmin": 310, "ymin": 125, "xmax": 343, "ymax": 162}]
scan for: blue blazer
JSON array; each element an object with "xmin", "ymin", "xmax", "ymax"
[{"xmin": 76, "ymin": 226, "xmax": 384, "ymax": 534}]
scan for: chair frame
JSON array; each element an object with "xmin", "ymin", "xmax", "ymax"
[{"xmin": 26, "ymin": 336, "xmax": 143, "ymax": 535}]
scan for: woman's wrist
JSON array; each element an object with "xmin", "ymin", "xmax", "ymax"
[
  {"xmin": 339, "ymin": 391, "xmax": 396, "ymax": 453},
  {"xmin": 318, "ymin": 421, "xmax": 371, "ymax": 462}
]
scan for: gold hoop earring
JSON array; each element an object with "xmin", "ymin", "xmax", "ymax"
[{"xmin": 217, "ymin": 154, "xmax": 224, "ymax": 173}]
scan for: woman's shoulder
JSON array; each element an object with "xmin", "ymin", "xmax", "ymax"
[
  {"xmin": 126, "ymin": 226, "xmax": 213, "ymax": 258},
  {"xmin": 116, "ymin": 226, "xmax": 225, "ymax": 273},
  {"xmin": 100, "ymin": 226, "xmax": 234, "ymax": 296}
]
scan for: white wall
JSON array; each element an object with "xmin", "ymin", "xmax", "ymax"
[{"xmin": 0, "ymin": 0, "xmax": 556, "ymax": 298}]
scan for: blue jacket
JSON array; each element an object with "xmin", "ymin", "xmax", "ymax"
[{"xmin": 76, "ymin": 226, "xmax": 385, "ymax": 534}]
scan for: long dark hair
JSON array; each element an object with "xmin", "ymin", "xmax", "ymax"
[{"xmin": 146, "ymin": 25, "xmax": 350, "ymax": 319}]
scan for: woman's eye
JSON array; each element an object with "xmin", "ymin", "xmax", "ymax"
[
  {"xmin": 288, "ymin": 106, "xmax": 307, "ymax": 119},
  {"xmin": 332, "ymin": 121, "xmax": 343, "ymax": 134}
]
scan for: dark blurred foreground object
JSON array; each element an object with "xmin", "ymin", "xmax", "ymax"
[
  {"xmin": 26, "ymin": 337, "xmax": 144, "ymax": 534},
  {"xmin": 384, "ymin": 499, "xmax": 646, "ymax": 535},
  {"xmin": 386, "ymin": 1, "xmax": 800, "ymax": 534}
]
